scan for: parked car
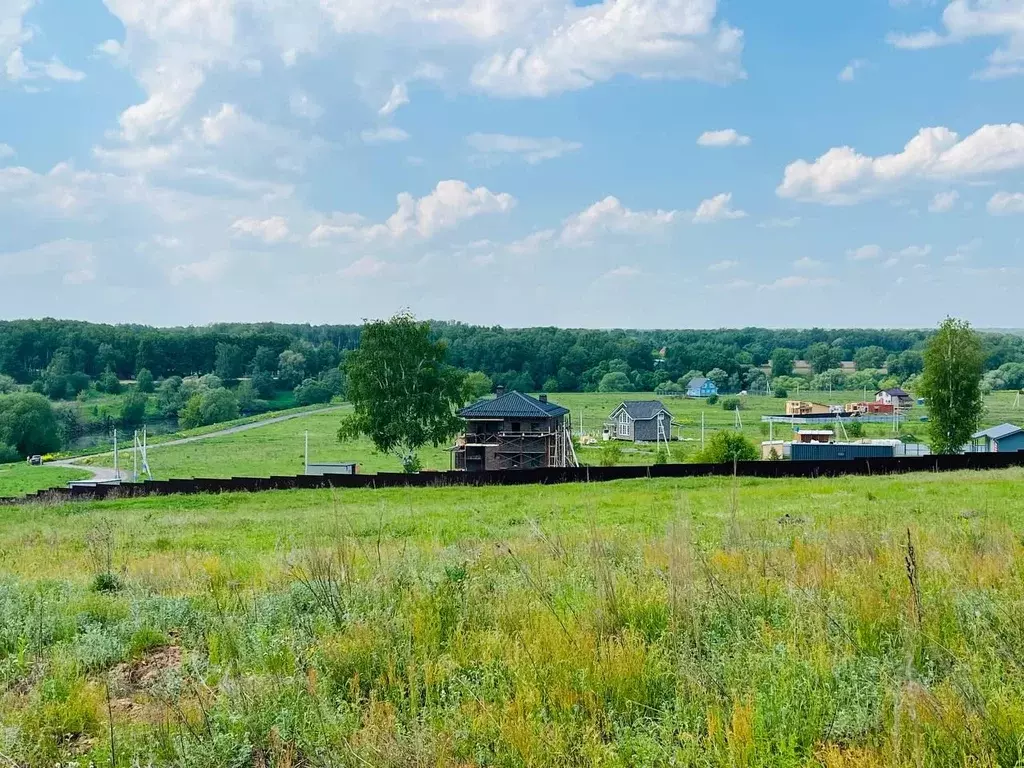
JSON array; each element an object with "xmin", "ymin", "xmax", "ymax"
[{"xmin": 27, "ymin": 455, "xmax": 42, "ymax": 466}]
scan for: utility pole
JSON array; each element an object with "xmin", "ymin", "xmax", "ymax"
[
  {"xmin": 701, "ymin": 411, "xmax": 705, "ymax": 449},
  {"xmin": 304, "ymin": 430, "xmax": 309, "ymax": 474},
  {"xmin": 113, "ymin": 429, "xmax": 119, "ymax": 481}
]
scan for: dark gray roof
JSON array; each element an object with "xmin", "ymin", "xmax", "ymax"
[
  {"xmin": 972, "ymin": 423, "xmax": 1024, "ymax": 441},
  {"xmin": 613, "ymin": 400, "xmax": 673, "ymax": 421},
  {"xmin": 459, "ymin": 391, "xmax": 569, "ymax": 419},
  {"xmin": 688, "ymin": 377, "xmax": 710, "ymax": 388},
  {"xmin": 880, "ymin": 387, "xmax": 911, "ymax": 398}
]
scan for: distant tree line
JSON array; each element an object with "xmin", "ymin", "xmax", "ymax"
[{"xmin": 4, "ymin": 320, "xmax": 1024, "ymax": 398}]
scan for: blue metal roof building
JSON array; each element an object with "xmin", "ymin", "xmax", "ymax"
[
  {"xmin": 686, "ymin": 377, "xmax": 718, "ymax": 398},
  {"xmin": 971, "ymin": 424, "xmax": 1024, "ymax": 453}
]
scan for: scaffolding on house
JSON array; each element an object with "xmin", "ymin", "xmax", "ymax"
[{"xmin": 455, "ymin": 417, "xmax": 578, "ymax": 471}]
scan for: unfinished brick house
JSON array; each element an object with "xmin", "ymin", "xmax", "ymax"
[{"xmin": 453, "ymin": 389, "xmax": 578, "ymax": 471}]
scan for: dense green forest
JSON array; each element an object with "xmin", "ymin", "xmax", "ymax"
[
  {"xmin": 3, "ymin": 318, "xmax": 1024, "ymax": 396},
  {"xmin": 3, "ymin": 318, "xmax": 1024, "ymax": 461}
]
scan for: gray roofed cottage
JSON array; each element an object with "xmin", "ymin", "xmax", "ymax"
[{"xmin": 607, "ymin": 400, "xmax": 675, "ymax": 443}]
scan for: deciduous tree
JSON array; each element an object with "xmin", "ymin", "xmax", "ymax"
[
  {"xmin": 920, "ymin": 318, "xmax": 984, "ymax": 454},
  {"xmin": 339, "ymin": 313, "xmax": 467, "ymax": 472}
]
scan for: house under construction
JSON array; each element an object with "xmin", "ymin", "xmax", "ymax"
[{"xmin": 453, "ymin": 389, "xmax": 578, "ymax": 471}]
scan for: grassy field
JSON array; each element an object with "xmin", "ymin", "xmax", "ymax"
[
  {"xmin": 1, "ymin": 470, "xmax": 1023, "ymax": 765},
  {"xmin": 74, "ymin": 390, "xmax": 1024, "ymax": 481},
  {"xmin": 0, "ymin": 462, "xmax": 90, "ymax": 497}
]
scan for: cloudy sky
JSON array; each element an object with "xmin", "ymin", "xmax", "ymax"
[{"xmin": 1, "ymin": 0, "xmax": 1023, "ymax": 328}]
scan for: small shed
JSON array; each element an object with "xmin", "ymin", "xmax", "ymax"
[
  {"xmin": 686, "ymin": 377, "xmax": 718, "ymax": 398},
  {"xmin": 971, "ymin": 424, "xmax": 1024, "ymax": 453},
  {"xmin": 606, "ymin": 400, "xmax": 675, "ymax": 443}
]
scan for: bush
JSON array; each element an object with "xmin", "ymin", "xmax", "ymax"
[
  {"xmin": 598, "ymin": 372, "xmax": 634, "ymax": 393},
  {"xmin": 120, "ymin": 388, "xmax": 148, "ymax": 428},
  {"xmin": 706, "ymin": 394, "xmax": 719, "ymax": 406},
  {"xmin": 294, "ymin": 378, "xmax": 333, "ymax": 406},
  {"xmin": 774, "ymin": 387, "xmax": 788, "ymax": 398},
  {"xmin": 720, "ymin": 396, "xmax": 742, "ymax": 411},
  {"xmin": 177, "ymin": 387, "xmax": 239, "ymax": 429},
  {"xmin": 97, "ymin": 368, "xmax": 122, "ymax": 394},
  {"xmin": 250, "ymin": 370, "xmax": 277, "ymax": 399},
  {"xmin": 654, "ymin": 448, "xmax": 668, "ymax": 465},
  {"xmin": 135, "ymin": 368, "xmax": 155, "ymax": 393},
  {"xmin": 599, "ymin": 440, "xmax": 623, "ymax": 467},
  {"xmin": 90, "ymin": 571, "xmax": 122, "ymax": 593},
  {"xmin": 0, "ymin": 443, "xmax": 19, "ymax": 464},
  {"xmin": 846, "ymin": 420, "xmax": 865, "ymax": 438},
  {"xmin": 693, "ymin": 430, "xmax": 759, "ymax": 464}
]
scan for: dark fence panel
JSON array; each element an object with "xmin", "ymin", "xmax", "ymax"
[{"xmin": 3, "ymin": 451, "xmax": 1024, "ymax": 505}]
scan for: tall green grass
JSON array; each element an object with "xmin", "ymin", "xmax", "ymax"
[{"xmin": 2, "ymin": 472, "xmax": 1024, "ymax": 765}]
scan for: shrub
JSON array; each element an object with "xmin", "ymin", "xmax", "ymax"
[
  {"xmin": 135, "ymin": 367, "xmax": 155, "ymax": 393},
  {"xmin": 90, "ymin": 571, "xmax": 122, "ymax": 593},
  {"xmin": 97, "ymin": 368, "xmax": 122, "ymax": 394},
  {"xmin": 0, "ymin": 443, "xmax": 19, "ymax": 463},
  {"xmin": 693, "ymin": 430, "xmax": 759, "ymax": 464},
  {"xmin": 774, "ymin": 387, "xmax": 789, "ymax": 398},
  {"xmin": 707, "ymin": 394, "xmax": 719, "ymax": 406},
  {"xmin": 720, "ymin": 396, "xmax": 742, "ymax": 411},
  {"xmin": 599, "ymin": 440, "xmax": 623, "ymax": 467},
  {"xmin": 120, "ymin": 388, "xmax": 148, "ymax": 428},
  {"xmin": 654, "ymin": 448, "xmax": 668, "ymax": 465},
  {"xmin": 294, "ymin": 378, "xmax": 333, "ymax": 406}
]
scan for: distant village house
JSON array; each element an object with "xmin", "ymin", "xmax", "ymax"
[
  {"xmin": 876, "ymin": 388, "xmax": 912, "ymax": 408},
  {"xmin": 606, "ymin": 401, "xmax": 675, "ymax": 443},
  {"xmin": 686, "ymin": 377, "xmax": 718, "ymax": 398}
]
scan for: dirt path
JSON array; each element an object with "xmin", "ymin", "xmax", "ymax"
[{"xmin": 47, "ymin": 405, "xmax": 346, "ymax": 481}]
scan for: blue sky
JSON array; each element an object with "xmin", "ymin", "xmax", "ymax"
[{"xmin": 1, "ymin": 0, "xmax": 1022, "ymax": 328}]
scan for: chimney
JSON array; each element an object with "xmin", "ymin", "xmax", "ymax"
[
  {"xmin": 539, "ymin": 394, "xmax": 548, "ymax": 403},
  {"xmin": 495, "ymin": 385, "xmax": 505, "ymax": 397}
]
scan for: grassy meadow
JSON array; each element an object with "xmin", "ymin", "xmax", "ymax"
[
  {"xmin": 0, "ymin": 462, "xmax": 90, "ymax": 497},
  {"xmin": 74, "ymin": 389, "xmax": 1024, "ymax": 482},
  {"xmin": 2, "ymin": 470, "xmax": 1024, "ymax": 765}
]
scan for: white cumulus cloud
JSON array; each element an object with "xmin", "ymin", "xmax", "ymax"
[
  {"xmin": 887, "ymin": 1, "xmax": 1024, "ymax": 80},
  {"xmin": 838, "ymin": 59, "xmax": 866, "ymax": 82},
  {"xmin": 230, "ymin": 216, "xmax": 290, "ymax": 243},
  {"xmin": 312, "ymin": 180, "xmax": 515, "ymax": 244},
  {"xmin": 470, "ymin": 0, "xmax": 744, "ymax": 97},
  {"xmin": 847, "ymin": 244, "xmax": 883, "ymax": 261},
  {"xmin": 697, "ymin": 129, "xmax": 751, "ymax": 148},
  {"xmin": 759, "ymin": 275, "xmax": 837, "ymax": 291},
  {"xmin": 929, "ymin": 190, "xmax": 960, "ymax": 212},
  {"xmin": 988, "ymin": 190, "xmax": 1024, "ymax": 214},
  {"xmin": 693, "ymin": 192, "xmax": 747, "ymax": 223},
  {"xmin": 559, "ymin": 196, "xmax": 679, "ymax": 245},
  {"xmin": 379, "ymin": 82, "xmax": 409, "ymax": 116},
  {"xmin": 778, "ymin": 123, "xmax": 1024, "ymax": 204}
]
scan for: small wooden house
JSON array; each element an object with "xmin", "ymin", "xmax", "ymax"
[
  {"xmin": 606, "ymin": 401, "xmax": 674, "ymax": 443},
  {"xmin": 686, "ymin": 377, "xmax": 718, "ymax": 398}
]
